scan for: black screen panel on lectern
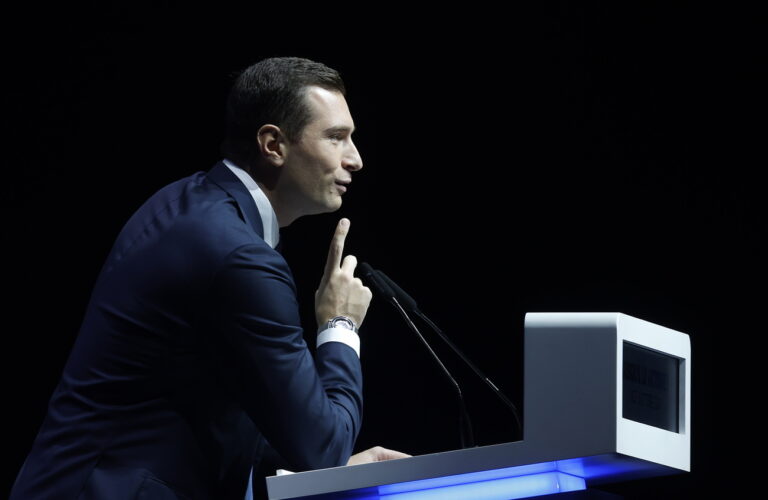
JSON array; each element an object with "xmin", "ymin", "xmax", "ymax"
[{"xmin": 622, "ymin": 342, "xmax": 680, "ymax": 432}]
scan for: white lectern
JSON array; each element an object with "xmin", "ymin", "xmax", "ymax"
[{"xmin": 266, "ymin": 313, "xmax": 691, "ymax": 499}]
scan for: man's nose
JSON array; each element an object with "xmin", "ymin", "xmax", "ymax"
[{"xmin": 343, "ymin": 140, "xmax": 363, "ymax": 172}]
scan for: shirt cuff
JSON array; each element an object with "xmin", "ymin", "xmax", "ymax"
[{"xmin": 317, "ymin": 327, "xmax": 360, "ymax": 358}]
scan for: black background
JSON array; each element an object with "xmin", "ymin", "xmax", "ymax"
[{"xmin": 3, "ymin": 2, "xmax": 764, "ymax": 498}]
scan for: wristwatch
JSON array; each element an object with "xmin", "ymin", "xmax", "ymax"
[{"xmin": 322, "ymin": 315, "xmax": 359, "ymax": 333}]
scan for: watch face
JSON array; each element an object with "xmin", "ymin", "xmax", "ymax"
[{"xmin": 332, "ymin": 317, "xmax": 354, "ymax": 330}]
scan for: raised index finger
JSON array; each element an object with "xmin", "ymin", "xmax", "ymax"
[{"xmin": 324, "ymin": 218, "xmax": 350, "ymax": 275}]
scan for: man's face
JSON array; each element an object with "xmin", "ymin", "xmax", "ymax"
[{"xmin": 279, "ymin": 86, "xmax": 363, "ymax": 218}]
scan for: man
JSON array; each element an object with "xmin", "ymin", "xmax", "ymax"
[{"xmin": 11, "ymin": 57, "xmax": 406, "ymax": 500}]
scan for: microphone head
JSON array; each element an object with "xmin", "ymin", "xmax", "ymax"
[
  {"xmin": 359, "ymin": 262, "xmax": 395, "ymax": 299},
  {"xmin": 358, "ymin": 261, "xmax": 375, "ymax": 279}
]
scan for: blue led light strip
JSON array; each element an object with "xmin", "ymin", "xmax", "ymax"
[{"xmin": 376, "ymin": 463, "xmax": 586, "ymax": 500}]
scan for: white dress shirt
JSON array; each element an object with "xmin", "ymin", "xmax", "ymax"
[
  {"xmin": 222, "ymin": 159, "xmax": 360, "ymax": 499},
  {"xmin": 223, "ymin": 158, "xmax": 280, "ymax": 248}
]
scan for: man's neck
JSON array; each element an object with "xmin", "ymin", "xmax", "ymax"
[
  {"xmin": 229, "ymin": 160, "xmax": 301, "ymax": 228},
  {"xmin": 222, "ymin": 159, "xmax": 283, "ymax": 245}
]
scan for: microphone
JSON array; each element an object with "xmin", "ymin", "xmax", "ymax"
[
  {"xmin": 375, "ymin": 269, "xmax": 418, "ymax": 313},
  {"xmin": 358, "ymin": 262, "xmax": 395, "ymax": 300},
  {"xmin": 376, "ymin": 269, "xmax": 523, "ymax": 439},
  {"xmin": 359, "ymin": 262, "xmax": 475, "ymax": 449}
]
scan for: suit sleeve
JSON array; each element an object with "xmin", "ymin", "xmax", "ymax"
[{"xmin": 207, "ymin": 242, "xmax": 363, "ymax": 472}]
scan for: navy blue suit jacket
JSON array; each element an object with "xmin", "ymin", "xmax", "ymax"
[{"xmin": 11, "ymin": 161, "xmax": 363, "ymax": 499}]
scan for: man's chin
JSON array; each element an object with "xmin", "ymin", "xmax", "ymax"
[{"xmin": 323, "ymin": 197, "xmax": 343, "ymax": 213}]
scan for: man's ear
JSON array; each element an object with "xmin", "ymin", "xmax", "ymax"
[{"xmin": 256, "ymin": 124, "xmax": 288, "ymax": 167}]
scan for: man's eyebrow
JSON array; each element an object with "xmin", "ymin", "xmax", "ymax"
[{"xmin": 323, "ymin": 125, "xmax": 356, "ymax": 135}]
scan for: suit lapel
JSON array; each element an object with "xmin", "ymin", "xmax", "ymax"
[{"xmin": 206, "ymin": 160, "xmax": 265, "ymax": 240}]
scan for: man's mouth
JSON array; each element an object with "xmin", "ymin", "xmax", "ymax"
[{"xmin": 335, "ymin": 180, "xmax": 350, "ymax": 193}]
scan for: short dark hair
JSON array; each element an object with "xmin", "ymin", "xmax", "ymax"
[{"xmin": 220, "ymin": 57, "xmax": 346, "ymax": 169}]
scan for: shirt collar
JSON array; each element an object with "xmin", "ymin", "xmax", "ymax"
[{"xmin": 222, "ymin": 158, "xmax": 280, "ymax": 249}]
